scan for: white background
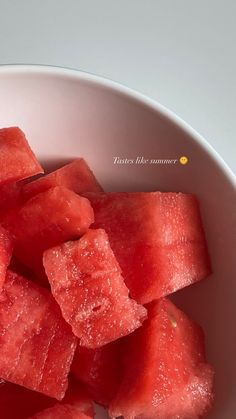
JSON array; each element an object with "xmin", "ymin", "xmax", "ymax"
[{"xmin": 0, "ymin": 0, "xmax": 235, "ymax": 174}]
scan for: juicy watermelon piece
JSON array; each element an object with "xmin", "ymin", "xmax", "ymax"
[
  {"xmin": 71, "ymin": 340, "xmax": 122, "ymax": 406},
  {"xmin": 29, "ymin": 404, "xmax": 93, "ymax": 419},
  {"xmin": 0, "ymin": 225, "xmax": 13, "ymax": 290},
  {"xmin": 109, "ymin": 298, "xmax": 214, "ymax": 419},
  {"xmin": 0, "ymin": 270, "xmax": 77, "ymax": 400},
  {"xmin": 86, "ymin": 192, "xmax": 211, "ymax": 304},
  {"xmin": 0, "ymin": 127, "xmax": 43, "ymax": 185},
  {"xmin": 3, "ymin": 186, "xmax": 94, "ymax": 278},
  {"xmin": 23, "ymin": 158, "xmax": 103, "ymax": 200},
  {"xmin": 0, "ymin": 377, "xmax": 93, "ymax": 419},
  {"xmin": 43, "ymin": 229, "xmax": 147, "ymax": 348}
]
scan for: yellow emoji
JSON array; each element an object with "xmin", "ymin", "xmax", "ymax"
[{"xmin": 179, "ymin": 156, "xmax": 188, "ymax": 165}]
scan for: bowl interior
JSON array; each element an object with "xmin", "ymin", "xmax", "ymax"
[{"xmin": 0, "ymin": 67, "xmax": 235, "ymax": 418}]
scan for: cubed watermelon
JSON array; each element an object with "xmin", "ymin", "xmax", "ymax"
[
  {"xmin": 86, "ymin": 192, "xmax": 211, "ymax": 304},
  {"xmin": 0, "ymin": 225, "xmax": 13, "ymax": 289},
  {"xmin": 71, "ymin": 339, "xmax": 122, "ymax": 406},
  {"xmin": 109, "ymin": 298, "xmax": 214, "ymax": 419},
  {"xmin": 43, "ymin": 229, "xmax": 147, "ymax": 348},
  {"xmin": 3, "ymin": 186, "xmax": 94, "ymax": 278},
  {"xmin": 0, "ymin": 270, "xmax": 77, "ymax": 400},
  {"xmin": 29, "ymin": 404, "xmax": 93, "ymax": 419},
  {"xmin": 23, "ymin": 158, "xmax": 103, "ymax": 200},
  {"xmin": 0, "ymin": 127, "xmax": 43, "ymax": 185},
  {"xmin": 0, "ymin": 377, "xmax": 93, "ymax": 419}
]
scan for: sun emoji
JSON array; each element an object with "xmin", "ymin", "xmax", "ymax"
[{"xmin": 179, "ymin": 156, "xmax": 188, "ymax": 165}]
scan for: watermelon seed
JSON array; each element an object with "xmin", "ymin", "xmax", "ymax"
[
  {"xmin": 168, "ymin": 312, "xmax": 177, "ymax": 328},
  {"xmin": 92, "ymin": 305, "xmax": 102, "ymax": 312}
]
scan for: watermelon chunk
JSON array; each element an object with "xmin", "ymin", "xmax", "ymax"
[
  {"xmin": 29, "ymin": 404, "xmax": 93, "ymax": 419},
  {"xmin": 3, "ymin": 186, "xmax": 94, "ymax": 278},
  {"xmin": 0, "ymin": 270, "xmax": 77, "ymax": 400},
  {"xmin": 109, "ymin": 298, "xmax": 214, "ymax": 419},
  {"xmin": 0, "ymin": 127, "xmax": 43, "ymax": 185},
  {"xmin": 0, "ymin": 377, "xmax": 93, "ymax": 419},
  {"xmin": 0, "ymin": 225, "xmax": 13, "ymax": 290},
  {"xmin": 87, "ymin": 192, "xmax": 211, "ymax": 304},
  {"xmin": 71, "ymin": 339, "xmax": 122, "ymax": 406},
  {"xmin": 43, "ymin": 229, "xmax": 147, "ymax": 348},
  {"xmin": 23, "ymin": 158, "xmax": 103, "ymax": 200}
]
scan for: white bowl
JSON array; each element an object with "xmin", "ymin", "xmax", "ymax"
[{"xmin": 0, "ymin": 65, "xmax": 235, "ymax": 419}]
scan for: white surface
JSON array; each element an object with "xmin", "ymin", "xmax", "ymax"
[
  {"xmin": 0, "ymin": 0, "xmax": 235, "ymax": 174},
  {"xmin": 0, "ymin": 66, "xmax": 235, "ymax": 418}
]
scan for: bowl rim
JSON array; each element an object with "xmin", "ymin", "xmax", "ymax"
[{"xmin": 0, "ymin": 63, "xmax": 235, "ymax": 188}]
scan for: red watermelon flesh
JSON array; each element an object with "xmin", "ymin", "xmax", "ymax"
[
  {"xmin": 0, "ymin": 379, "xmax": 55, "ymax": 419},
  {"xmin": 71, "ymin": 339, "xmax": 122, "ymax": 406},
  {"xmin": 0, "ymin": 225, "xmax": 13, "ymax": 290},
  {"xmin": 86, "ymin": 192, "xmax": 211, "ymax": 304},
  {"xmin": 0, "ymin": 377, "xmax": 93, "ymax": 419},
  {"xmin": 0, "ymin": 127, "xmax": 43, "ymax": 185},
  {"xmin": 43, "ymin": 228, "xmax": 147, "ymax": 348},
  {"xmin": 29, "ymin": 404, "xmax": 93, "ymax": 419},
  {"xmin": 0, "ymin": 270, "xmax": 77, "ymax": 400},
  {"xmin": 109, "ymin": 298, "xmax": 214, "ymax": 419},
  {"xmin": 2, "ymin": 186, "xmax": 94, "ymax": 278},
  {"xmin": 23, "ymin": 158, "xmax": 103, "ymax": 200},
  {"xmin": 0, "ymin": 181, "xmax": 23, "ymax": 218}
]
